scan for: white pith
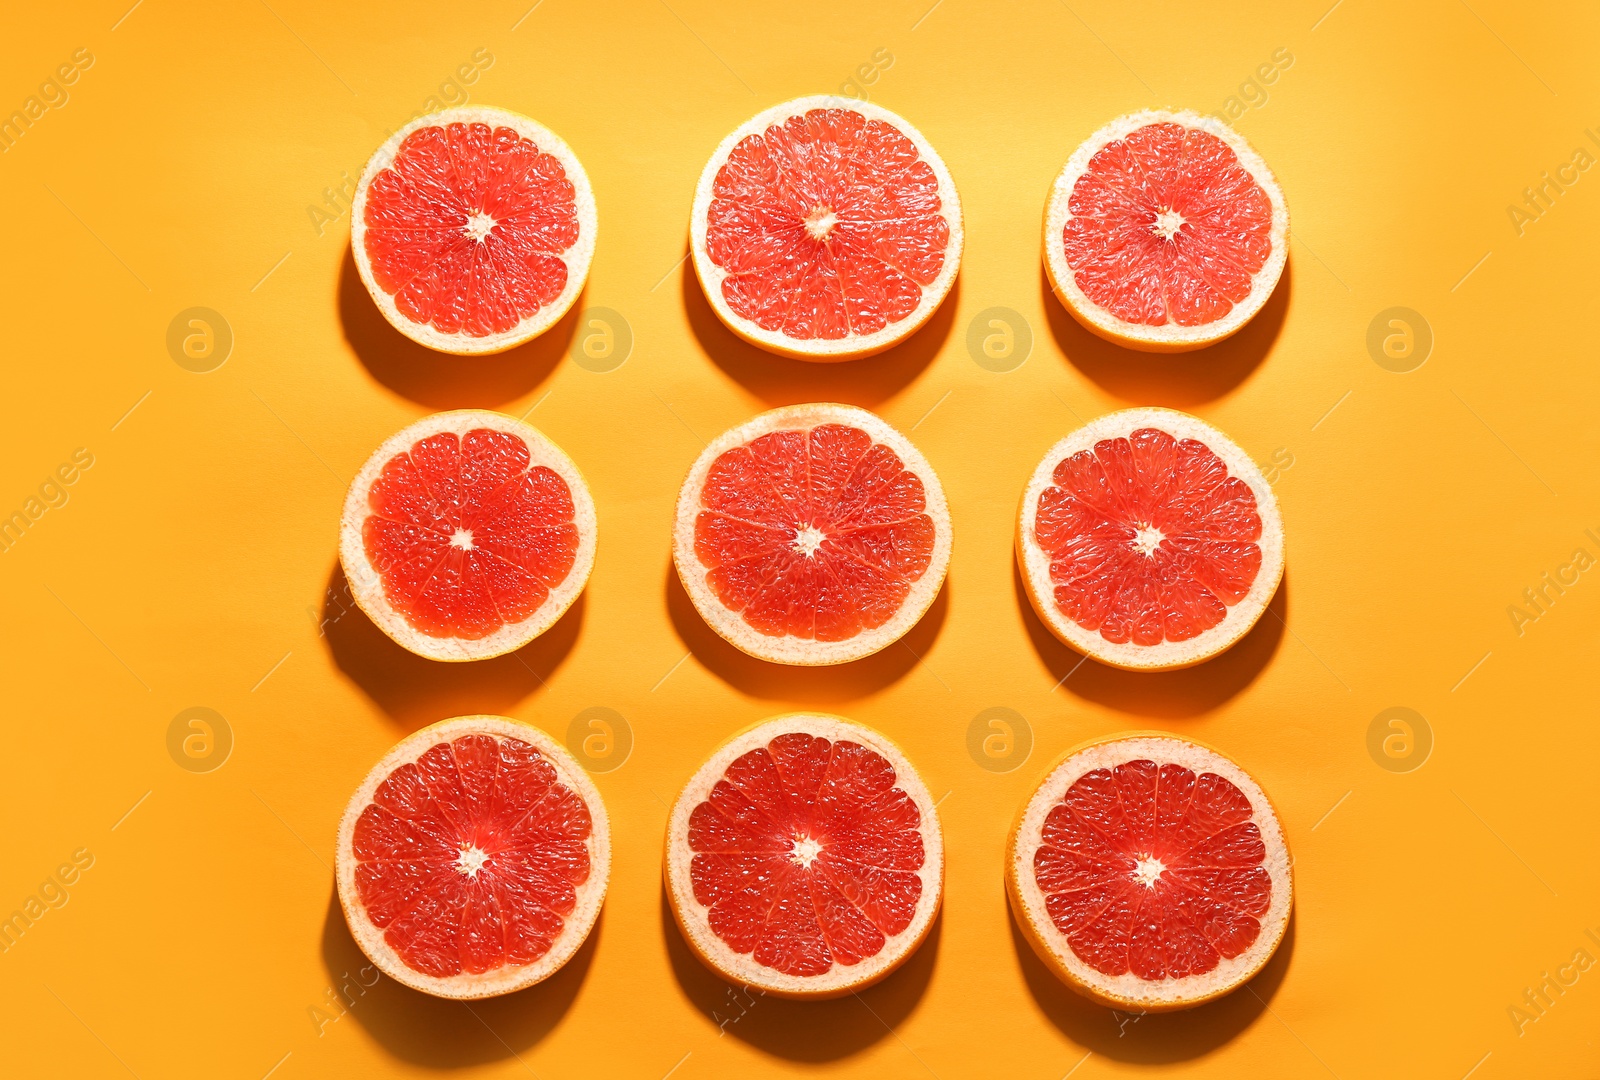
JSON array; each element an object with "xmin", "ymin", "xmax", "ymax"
[
  {"xmin": 1132, "ymin": 856, "xmax": 1166, "ymax": 888},
  {"xmin": 792, "ymin": 524, "xmax": 826, "ymax": 557},
  {"xmin": 1042, "ymin": 109, "xmax": 1289, "ymax": 352},
  {"xmin": 1132, "ymin": 525, "xmax": 1164, "ymax": 557},
  {"xmin": 665, "ymin": 714, "xmax": 944, "ymax": 998},
  {"xmin": 690, "ymin": 95, "xmax": 964, "ymax": 362},
  {"xmin": 457, "ymin": 844, "xmax": 489, "ymax": 878},
  {"xmin": 339, "ymin": 410, "xmax": 597, "ymax": 663},
  {"xmin": 1016, "ymin": 407, "xmax": 1284, "ymax": 671},
  {"xmin": 463, "ymin": 211, "xmax": 496, "ymax": 242},
  {"xmin": 1151, "ymin": 208, "xmax": 1186, "ymax": 241},
  {"xmin": 335, "ymin": 715, "xmax": 611, "ymax": 1000},
  {"xmin": 791, "ymin": 836, "xmax": 823, "ymax": 868},
  {"xmin": 803, "ymin": 205, "xmax": 838, "ymax": 241},
  {"xmin": 672, "ymin": 403, "xmax": 953, "ymax": 666},
  {"xmin": 1008, "ymin": 735, "xmax": 1293, "ymax": 1011},
  {"xmin": 350, "ymin": 105, "xmax": 597, "ymax": 356}
]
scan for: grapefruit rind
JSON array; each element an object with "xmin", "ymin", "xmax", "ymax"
[
  {"xmin": 335, "ymin": 715, "xmax": 611, "ymax": 1000},
  {"xmin": 350, "ymin": 105, "xmax": 597, "ymax": 356},
  {"xmin": 672, "ymin": 403, "xmax": 952, "ymax": 666},
  {"xmin": 339, "ymin": 409, "xmax": 597, "ymax": 662},
  {"xmin": 1016, "ymin": 407, "xmax": 1283, "ymax": 671},
  {"xmin": 1005, "ymin": 732, "xmax": 1292, "ymax": 1012},
  {"xmin": 1042, "ymin": 109, "xmax": 1288, "ymax": 353},
  {"xmin": 690, "ymin": 95, "xmax": 964, "ymax": 362},
  {"xmin": 664, "ymin": 713, "xmax": 944, "ymax": 999}
]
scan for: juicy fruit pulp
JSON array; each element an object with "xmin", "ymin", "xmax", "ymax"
[
  {"xmin": 1035, "ymin": 427, "xmax": 1262, "ymax": 645},
  {"xmin": 1063, "ymin": 122, "xmax": 1272, "ymax": 327},
  {"xmin": 1034, "ymin": 758, "xmax": 1270, "ymax": 980},
  {"xmin": 363, "ymin": 121, "xmax": 579, "ymax": 337},
  {"xmin": 687, "ymin": 733, "xmax": 925, "ymax": 976},
  {"xmin": 362, "ymin": 428, "xmax": 578, "ymax": 639},
  {"xmin": 694, "ymin": 423, "xmax": 935, "ymax": 642},
  {"xmin": 705, "ymin": 107, "xmax": 949, "ymax": 340},
  {"xmin": 351, "ymin": 733, "xmax": 593, "ymax": 978}
]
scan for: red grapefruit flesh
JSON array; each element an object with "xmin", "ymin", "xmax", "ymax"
[
  {"xmin": 1043, "ymin": 110, "xmax": 1287, "ymax": 352},
  {"xmin": 336, "ymin": 716, "xmax": 610, "ymax": 999},
  {"xmin": 352, "ymin": 105, "xmax": 596, "ymax": 354},
  {"xmin": 1007, "ymin": 734, "xmax": 1291, "ymax": 1011},
  {"xmin": 690, "ymin": 96, "xmax": 963, "ymax": 361},
  {"xmin": 1017, "ymin": 408, "xmax": 1282, "ymax": 670},
  {"xmin": 673, "ymin": 403, "xmax": 952, "ymax": 665},
  {"xmin": 665, "ymin": 714, "xmax": 943, "ymax": 997},
  {"xmin": 340, "ymin": 411, "xmax": 596, "ymax": 662}
]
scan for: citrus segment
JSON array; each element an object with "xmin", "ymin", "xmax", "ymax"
[
  {"xmin": 1017, "ymin": 408, "xmax": 1282, "ymax": 670},
  {"xmin": 340, "ymin": 411, "xmax": 596, "ymax": 662},
  {"xmin": 1007, "ymin": 734, "xmax": 1291, "ymax": 1011},
  {"xmin": 352, "ymin": 106, "xmax": 596, "ymax": 354},
  {"xmin": 666, "ymin": 715, "xmax": 943, "ymax": 997},
  {"xmin": 1044, "ymin": 110, "xmax": 1287, "ymax": 351},
  {"xmin": 336, "ymin": 716, "xmax": 610, "ymax": 999},
  {"xmin": 691, "ymin": 96, "xmax": 962, "ymax": 360},
  {"xmin": 674, "ymin": 404, "xmax": 951, "ymax": 665}
]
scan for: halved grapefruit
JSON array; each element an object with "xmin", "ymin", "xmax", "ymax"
[
  {"xmin": 340, "ymin": 410, "xmax": 596, "ymax": 662},
  {"xmin": 351, "ymin": 105, "xmax": 596, "ymax": 354},
  {"xmin": 690, "ymin": 95, "xmax": 962, "ymax": 361},
  {"xmin": 673, "ymin": 403, "xmax": 951, "ymax": 665},
  {"xmin": 336, "ymin": 715, "xmax": 609, "ymax": 999},
  {"xmin": 1017, "ymin": 408, "xmax": 1282, "ymax": 670},
  {"xmin": 665, "ymin": 714, "xmax": 943, "ymax": 998},
  {"xmin": 1007, "ymin": 733, "xmax": 1291, "ymax": 1012},
  {"xmin": 1044, "ymin": 110, "xmax": 1287, "ymax": 352}
]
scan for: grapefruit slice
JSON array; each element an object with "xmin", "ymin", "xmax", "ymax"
[
  {"xmin": 339, "ymin": 410, "xmax": 596, "ymax": 662},
  {"xmin": 690, "ymin": 95, "xmax": 963, "ymax": 361},
  {"xmin": 665, "ymin": 714, "xmax": 943, "ymax": 998},
  {"xmin": 673, "ymin": 403, "xmax": 951, "ymax": 665},
  {"xmin": 1017, "ymin": 408, "xmax": 1282, "ymax": 671},
  {"xmin": 1007, "ymin": 733, "xmax": 1292, "ymax": 1012},
  {"xmin": 336, "ymin": 715, "xmax": 610, "ymax": 999},
  {"xmin": 1044, "ymin": 110, "xmax": 1288, "ymax": 352},
  {"xmin": 351, "ymin": 105, "xmax": 596, "ymax": 355}
]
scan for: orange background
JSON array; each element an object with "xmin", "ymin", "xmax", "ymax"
[{"xmin": 3, "ymin": 1, "xmax": 1598, "ymax": 1077}]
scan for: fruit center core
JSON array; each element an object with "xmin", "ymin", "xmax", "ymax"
[
  {"xmin": 803, "ymin": 205, "xmax": 838, "ymax": 241},
  {"xmin": 1132, "ymin": 524, "xmax": 1164, "ymax": 556},
  {"xmin": 1131, "ymin": 855, "xmax": 1166, "ymax": 888},
  {"xmin": 463, "ymin": 211, "xmax": 497, "ymax": 242},
  {"xmin": 791, "ymin": 524, "xmax": 827, "ymax": 557},
  {"xmin": 450, "ymin": 527, "xmax": 475, "ymax": 551},
  {"xmin": 456, "ymin": 843, "xmax": 490, "ymax": 879},
  {"xmin": 790, "ymin": 835, "xmax": 823, "ymax": 868},
  {"xmin": 1151, "ymin": 208, "xmax": 1186, "ymax": 241}
]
